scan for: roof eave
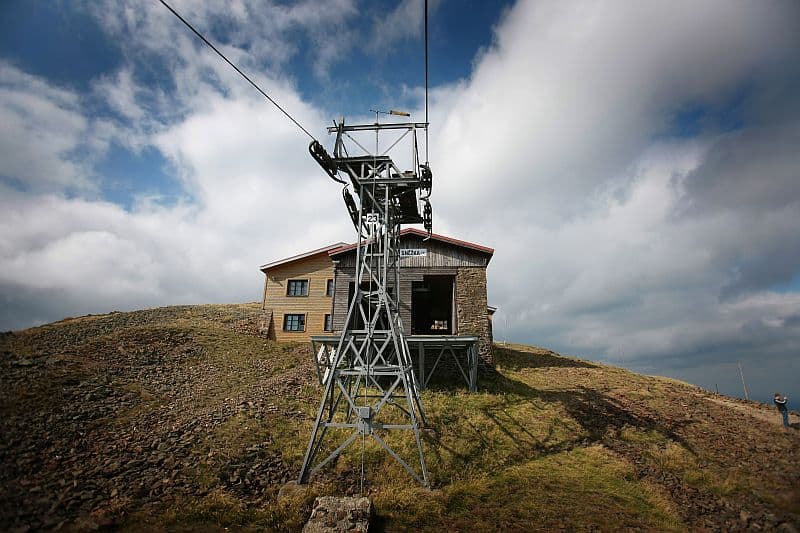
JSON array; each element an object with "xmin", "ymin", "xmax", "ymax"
[
  {"xmin": 260, "ymin": 242, "xmax": 348, "ymax": 272},
  {"xmin": 328, "ymin": 228, "xmax": 494, "ymax": 257}
]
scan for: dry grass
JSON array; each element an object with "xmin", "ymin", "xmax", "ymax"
[{"xmin": 4, "ymin": 304, "xmax": 799, "ymax": 531}]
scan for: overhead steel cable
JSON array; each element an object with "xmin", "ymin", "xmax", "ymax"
[
  {"xmin": 424, "ymin": 0, "xmax": 429, "ymax": 164},
  {"xmin": 157, "ymin": 0, "xmax": 317, "ymax": 141}
]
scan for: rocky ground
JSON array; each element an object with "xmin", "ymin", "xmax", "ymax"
[
  {"xmin": 0, "ymin": 304, "xmax": 317, "ymax": 531},
  {"xmin": 580, "ymin": 387, "xmax": 798, "ymax": 531},
  {"xmin": 1, "ymin": 304, "xmax": 798, "ymax": 531}
]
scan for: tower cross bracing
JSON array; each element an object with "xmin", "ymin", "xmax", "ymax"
[{"xmin": 299, "ymin": 119, "xmax": 433, "ymax": 487}]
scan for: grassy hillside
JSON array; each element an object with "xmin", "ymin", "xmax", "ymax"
[{"xmin": 1, "ymin": 304, "xmax": 798, "ymax": 531}]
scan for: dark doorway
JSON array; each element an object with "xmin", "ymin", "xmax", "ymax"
[{"xmin": 411, "ymin": 276, "xmax": 454, "ymax": 335}]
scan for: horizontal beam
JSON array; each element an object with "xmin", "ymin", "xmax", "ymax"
[
  {"xmin": 406, "ymin": 336, "xmax": 479, "ymax": 343},
  {"xmin": 350, "ymin": 178, "xmax": 422, "ymax": 187},
  {"xmin": 328, "ymin": 122, "xmax": 429, "ymax": 133},
  {"xmin": 311, "ymin": 334, "xmax": 479, "ymax": 345}
]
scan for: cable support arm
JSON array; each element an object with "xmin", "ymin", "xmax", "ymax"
[{"xmin": 309, "ymin": 140, "xmax": 346, "ymax": 184}]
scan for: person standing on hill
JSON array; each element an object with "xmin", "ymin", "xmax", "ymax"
[{"xmin": 774, "ymin": 393, "xmax": 789, "ymax": 428}]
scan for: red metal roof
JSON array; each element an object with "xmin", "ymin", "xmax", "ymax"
[{"xmin": 328, "ymin": 228, "xmax": 494, "ymax": 256}]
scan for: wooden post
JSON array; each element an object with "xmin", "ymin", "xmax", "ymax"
[{"xmin": 738, "ymin": 362, "xmax": 749, "ymax": 401}]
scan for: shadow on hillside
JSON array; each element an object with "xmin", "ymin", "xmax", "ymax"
[
  {"xmin": 493, "ymin": 345, "xmax": 597, "ymax": 371},
  {"xmin": 424, "ymin": 368, "xmax": 694, "ymax": 477},
  {"xmin": 489, "ymin": 368, "xmax": 691, "ymax": 446}
]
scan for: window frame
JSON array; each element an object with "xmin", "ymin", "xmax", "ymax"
[
  {"xmin": 283, "ymin": 313, "xmax": 306, "ymax": 332},
  {"xmin": 326, "ymin": 279, "xmax": 334, "ymax": 297},
  {"xmin": 286, "ymin": 279, "xmax": 309, "ymax": 297},
  {"xmin": 324, "ymin": 313, "xmax": 333, "ymax": 332}
]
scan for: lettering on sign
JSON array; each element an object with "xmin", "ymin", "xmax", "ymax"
[
  {"xmin": 365, "ymin": 213, "xmax": 379, "ymax": 224},
  {"xmin": 400, "ymin": 249, "xmax": 427, "ymax": 258}
]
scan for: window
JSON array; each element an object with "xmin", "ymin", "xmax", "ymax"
[
  {"xmin": 283, "ymin": 314, "xmax": 305, "ymax": 332},
  {"xmin": 324, "ymin": 314, "xmax": 333, "ymax": 332},
  {"xmin": 287, "ymin": 279, "xmax": 308, "ymax": 296},
  {"xmin": 326, "ymin": 279, "xmax": 334, "ymax": 297}
]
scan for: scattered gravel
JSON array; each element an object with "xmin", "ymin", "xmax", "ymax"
[{"xmin": 0, "ymin": 304, "xmax": 315, "ymax": 531}]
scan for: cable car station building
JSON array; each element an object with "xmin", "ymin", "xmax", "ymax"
[{"xmin": 260, "ymin": 228, "xmax": 495, "ymax": 388}]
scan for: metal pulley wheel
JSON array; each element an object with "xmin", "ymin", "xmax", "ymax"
[
  {"xmin": 423, "ymin": 199, "xmax": 432, "ymax": 233},
  {"xmin": 342, "ymin": 188, "xmax": 359, "ymax": 228},
  {"xmin": 419, "ymin": 164, "xmax": 432, "ymax": 197},
  {"xmin": 309, "ymin": 140, "xmax": 344, "ymax": 184}
]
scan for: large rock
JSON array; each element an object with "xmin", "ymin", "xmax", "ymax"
[{"xmin": 303, "ymin": 496, "xmax": 372, "ymax": 532}]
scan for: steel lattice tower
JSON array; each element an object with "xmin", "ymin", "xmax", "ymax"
[{"xmin": 299, "ymin": 117, "xmax": 433, "ymax": 486}]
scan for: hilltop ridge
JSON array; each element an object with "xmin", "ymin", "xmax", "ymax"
[{"xmin": 1, "ymin": 304, "xmax": 798, "ymax": 531}]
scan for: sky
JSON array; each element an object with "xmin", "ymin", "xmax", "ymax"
[{"xmin": 1, "ymin": 0, "xmax": 798, "ymax": 405}]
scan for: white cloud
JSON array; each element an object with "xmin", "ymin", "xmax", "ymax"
[
  {"xmin": 0, "ymin": 1, "xmax": 367, "ymax": 328},
  {"xmin": 94, "ymin": 68, "xmax": 145, "ymax": 121},
  {"xmin": 0, "ymin": 65, "xmax": 350, "ymax": 330},
  {"xmin": 426, "ymin": 0, "xmax": 800, "ymax": 379},
  {"xmin": 368, "ymin": 0, "xmax": 425, "ymax": 52},
  {"xmin": 2, "ymin": 0, "xmax": 800, "ymax": 404},
  {"xmin": 86, "ymin": 0, "xmax": 359, "ymax": 86},
  {"xmin": 0, "ymin": 63, "xmax": 92, "ymax": 190}
]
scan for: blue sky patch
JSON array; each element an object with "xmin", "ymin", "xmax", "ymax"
[
  {"xmin": 771, "ymin": 271, "xmax": 800, "ymax": 294},
  {"xmin": 97, "ymin": 143, "xmax": 185, "ymax": 210},
  {"xmin": 0, "ymin": 1, "xmax": 122, "ymax": 91},
  {"xmin": 663, "ymin": 84, "xmax": 750, "ymax": 139},
  {"xmin": 285, "ymin": 0, "xmax": 513, "ymax": 117}
]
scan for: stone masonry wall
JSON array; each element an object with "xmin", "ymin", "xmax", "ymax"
[{"xmin": 456, "ymin": 267, "xmax": 493, "ymax": 367}]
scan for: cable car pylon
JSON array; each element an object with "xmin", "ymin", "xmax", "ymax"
[{"xmin": 299, "ymin": 115, "xmax": 433, "ymax": 487}]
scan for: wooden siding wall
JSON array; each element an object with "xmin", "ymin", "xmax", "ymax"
[
  {"xmin": 331, "ymin": 268, "xmax": 353, "ymax": 332},
  {"xmin": 263, "ymin": 253, "xmax": 335, "ymax": 342},
  {"xmin": 333, "ymin": 236, "xmax": 490, "ymax": 269}
]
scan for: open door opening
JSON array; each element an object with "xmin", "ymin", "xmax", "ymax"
[{"xmin": 411, "ymin": 275, "xmax": 454, "ymax": 335}]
